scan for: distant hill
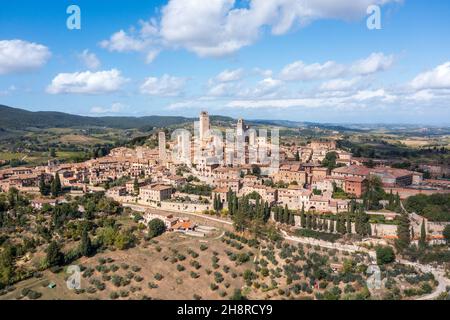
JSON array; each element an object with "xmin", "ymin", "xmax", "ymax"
[{"xmin": 0, "ymin": 105, "xmax": 199, "ymax": 130}]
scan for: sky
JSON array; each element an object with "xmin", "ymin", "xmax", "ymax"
[{"xmin": 0, "ymin": 0, "xmax": 450, "ymax": 125}]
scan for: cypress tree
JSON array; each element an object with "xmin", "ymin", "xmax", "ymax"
[
  {"xmin": 51, "ymin": 174, "xmax": 62, "ymax": 197},
  {"xmin": 263, "ymin": 202, "xmax": 269, "ymax": 222},
  {"xmin": 396, "ymin": 212, "xmax": 411, "ymax": 252},
  {"xmin": 283, "ymin": 205, "xmax": 289, "ymax": 224},
  {"xmin": 346, "ymin": 214, "xmax": 352, "ymax": 234},
  {"xmin": 80, "ymin": 227, "xmax": 93, "ymax": 257},
  {"xmin": 46, "ymin": 241, "xmax": 63, "ymax": 267},
  {"xmin": 300, "ymin": 205, "xmax": 306, "ymax": 228},
  {"xmin": 306, "ymin": 213, "xmax": 312, "ymax": 230},
  {"xmin": 419, "ymin": 219, "xmax": 427, "ymax": 249}
]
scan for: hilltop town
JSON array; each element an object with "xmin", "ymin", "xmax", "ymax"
[{"xmin": 0, "ymin": 112, "xmax": 449, "ymax": 300}]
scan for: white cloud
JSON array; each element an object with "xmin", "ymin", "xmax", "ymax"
[
  {"xmin": 78, "ymin": 49, "xmax": 101, "ymax": 70},
  {"xmin": 140, "ymin": 74, "xmax": 186, "ymax": 96},
  {"xmin": 207, "ymin": 82, "xmax": 238, "ymax": 97},
  {"xmin": 47, "ymin": 69, "xmax": 128, "ymax": 95},
  {"xmin": 145, "ymin": 50, "xmax": 160, "ymax": 64},
  {"xmin": 239, "ymin": 77, "xmax": 285, "ymax": 98},
  {"xmin": 410, "ymin": 62, "xmax": 450, "ymax": 90},
  {"xmin": 320, "ymin": 77, "xmax": 361, "ymax": 91},
  {"xmin": 280, "ymin": 52, "xmax": 394, "ymax": 82},
  {"xmin": 214, "ymin": 68, "xmax": 244, "ymax": 82},
  {"xmin": 280, "ymin": 60, "xmax": 345, "ymax": 81},
  {"xmin": 102, "ymin": 0, "xmax": 399, "ymax": 59},
  {"xmin": 253, "ymin": 68, "xmax": 273, "ymax": 78},
  {"xmin": 100, "ymin": 30, "xmax": 148, "ymax": 52},
  {"xmin": 351, "ymin": 52, "xmax": 394, "ymax": 75},
  {"xmin": 90, "ymin": 102, "xmax": 127, "ymax": 114},
  {"xmin": 0, "ymin": 39, "xmax": 51, "ymax": 74}
]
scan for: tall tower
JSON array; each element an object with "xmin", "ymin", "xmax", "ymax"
[
  {"xmin": 199, "ymin": 111, "xmax": 210, "ymax": 141},
  {"xmin": 237, "ymin": 118, "xmax": 245, "ymax": 136},
  {"xmin": 158, "ymin": 131, "xmax": 166, "ymax": 162}
]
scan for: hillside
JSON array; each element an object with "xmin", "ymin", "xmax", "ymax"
[{"xmin": 0, "ymin": 105, "xmax": 195, "ymax": 130}]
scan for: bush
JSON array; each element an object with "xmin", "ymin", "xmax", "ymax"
[
  {"xmin": 176, "ymin": 264, "xmax": 185, "ymax": 272},
  {"xmin": 148, "ymin": 219, "xmax": 166, "ymax": 239},
  {"xmin": 376, "ymin": 246, "xmax": 396, "ymax": 265},
  {"xmin": 154, "ymin": 273, "xmax": 164, "ymax": 281},
  {"xmin": 200, "ymin": 244, "xmax": 208, "ymax": 251}
]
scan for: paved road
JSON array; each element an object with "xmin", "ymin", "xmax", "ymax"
[
  {"xmin": 283, "ymin": 231, "xmax": 449, "ymax": 300},
  {"xmin": 398, "ymin": 258, "xmax": 449, "ymax": 300},
  {"xmin": 123, "ymin": 202, "xmax": 448, "ymax": 300},
  {"xmin": 123, "ymin": 202, "xmax": 233, "ymax": 226}
]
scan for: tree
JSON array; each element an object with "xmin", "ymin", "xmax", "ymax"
[
  {"xmin": 51, "ymin": 174, "xmax": 62, "ymax": 197},
  {"xmin": 295, "ymin": 150, "xmax": 300, "ymax": 161},
  {"xmin": 46, "ymin": 241, "xmax": 63, "ymax": 267},
  {"xmin": 282, "ymin": 205, "xmax": 289, "ymax": 224},
  {"xmin": 306, "ymin": 213, "xmax": 312, "ymax": 230},
  {"xmin": 230, "ymin": 288, "xmax": 247, "ymax": 300},
  {"xmin": 0, "ymin": 245, "xmax": 14, "ymax": 288},
  {"xmin": 39, "ymin": 175, "xmax": 50, "ymax": 196},
  {"xmin": 49, "ymin": 148, "xmax": 56, "ymax": 158},
  {"xmin": 148, "ymin": 219, "xmax": 166, "ymax": 239},
  {"xmin": 321, "ymin": 152, "xmax": 338, "ymax": 170},
  {"xmin": 419, "ymin": 219, "xmax": 427, "ymax": 249},
  {"xmin": 300, "ymin": 205, "xmax": 306, "ymax": 228},
  {"xmin": 133, "ymin": 177, "xmax": 140, "ymax": 195},
  {"xmin": 376, "ymin": 246, "xmax": 395, "ymax": 265},
  {"xmin": 396, "ymin": 212, "xmax": 411, "ymax": 252},
  {"xmin": 363, "ymin": 176, "xmax": 384, "ymax": 210},
  {"xmin": 80, "ymin": 227, "xmax": 93, "ymax": 257}
]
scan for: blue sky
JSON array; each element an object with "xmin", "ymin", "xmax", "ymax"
[{"xmin": 1, "ymin": 0, "xmax": 450, "ymax": 124}]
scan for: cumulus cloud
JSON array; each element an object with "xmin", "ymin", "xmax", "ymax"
[
  {"xmin": 0, "ymin": 39, "xmax": 51, "ymax": 74},
  {"xmin": 319, "ymin": 77, "xmax": 361, "ymax": 91},
  {"xmin": 78, "ymin": 49, "xmax": 101, "ymax": 70},
  {"xmin": 140, "ymin": 74, "xmax": 186, "ymax": 96},
  {"xmin": 102, "ymin": 0, "xmax": 400, "ymax": 59},
  {"xmin": 100, "ymin": 25, "xmax": 159, "ymax": 64},
  {"xmin": 46, "ymin": 69, "xmax": 128, "ymax": 95},
  {"xmin": 279, "ymin": 53, "xmax": 394, "ymax": 82},
  {"xmin": 239, "ymin": 77, "xmax": 285, "ymax": 98},
  {"xmin": 280, "ymin": 60, "xmax": 345, "ymax": 81},
  {"xmin": 100, "ymin": 30, "xmax": 149, "ymax": 52},
  {"xmin": 410, "ymin": 62, "xmax": 450, "ymax": 90},
  {"xmin": 214, "ymin": 68, "xmax": 244, "ymax": 82},
  {"xmin": 351, "ymin": 52, "xmax": 394, "ymax": 75}
]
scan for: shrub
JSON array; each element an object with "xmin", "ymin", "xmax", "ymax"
[
  {"xmin": 110, "ymin": 292, "xmax": 119, "ymax": 300},
  {"xmin": 376, "ymin": 246, "xmax": 396, "ymax": 265},
  {"xmin": 176, "ymin": 264, "xmax": 185, "ymax": 272},
  {"xmin": 154, "ymin": 273, "xmax": 164, "ymax": 281},
  {"xmin": 148, "ymin": 219, "xmax": 166, "ymax": 239},
  {"xmin": 131, "ymin": 266, "xmax": 141, "ymax": 272}
]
